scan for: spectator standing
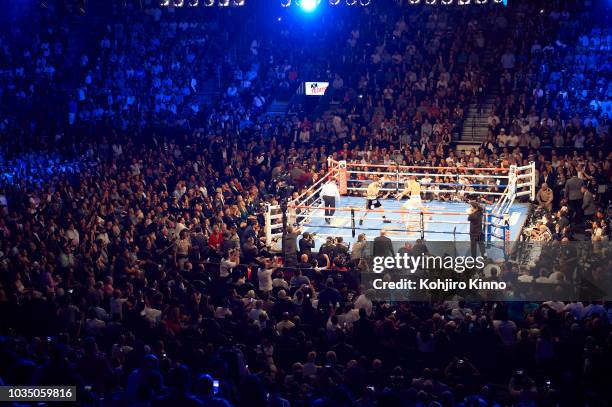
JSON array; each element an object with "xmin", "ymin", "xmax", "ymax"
[
  {"xmin": 467, "ymin": 202, "xmax": 486, "ymax": 258},
  {"xmin": 582, "ymin": 185, "xmax": 597, "ymax": 222},
  {"xmin": 282, "ymin": 226, "xmax": 299, "ymax": 268},
  {"xmin": 565, "ymin": 172, "xmax": 584, "ymax": 222},
  {"xmin": 372, "ymin": 230, "xmax": 393, "ymax": 258}
]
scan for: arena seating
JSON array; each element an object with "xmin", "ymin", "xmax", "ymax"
[{"xmin": 0, "ymin": 1, "xmax": 610, "ymax": 406}]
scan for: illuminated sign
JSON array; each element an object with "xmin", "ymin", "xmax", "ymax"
[{"xmin": 305, "ymin": 82, "xmax": 329, "ymax": 96}]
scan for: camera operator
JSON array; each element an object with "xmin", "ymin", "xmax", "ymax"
[
  {"xmin": 299, "ymin": 232, "xmax": 316, "ymax": 257},
  {"xmin": 467, "ymin": 201, "xmax": 486, "ymax": 258},
  {"xmin": 319, "ymin": 236, "xmax": 336, "ymax": 260}
]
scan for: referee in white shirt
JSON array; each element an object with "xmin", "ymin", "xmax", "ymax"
[{"xmin": 320, "ymin": 180, "xmax": 341, "ymax": 224}]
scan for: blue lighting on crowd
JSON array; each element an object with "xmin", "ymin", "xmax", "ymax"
[{"xmin": 300, "ymin": 0, "xmax": 319, "ymax": 13}]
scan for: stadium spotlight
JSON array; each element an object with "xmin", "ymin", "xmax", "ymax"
[
  {"xmin": 203, "ymin": 0, "xmax": 215, "ymax": 5},
  {"xmin": 475, "ymin": 0, "xmax": 487, "ymax": 4},
  {"xmin": 359, "ymin": 0, "xmax": 371, "ymax": 5},
  {"xmin": 281, "ymin": 0, "xmax": 291, "ymax": 6},
  {"xmin": 173, "ymin": 0, "xmax": 185, "ymax": 6},
  {"xmin": 425, "ymin": 0, "xmax": 437, "ymax": 4},
  {"xmin": 346, "ymin": 0, "xmax": 357, "ymax": 5},
  {"xmin": 492, "ymin": 0, "xmax": 502, "ymax": 3},
  {"xmin": 408, "ymin": 0, "xmax": 421, "ymax": 4},
  {"xmin": 160, "ymin": 0, "xmax": 171, "ymax": 5},
  {"xmin": 233, "ymin": 0, "xmax": 245, "ymax": 5},
  {"xmin": 329, "ymin": 0, "xmax": 340, "ymax": 4},
  {"xmin": 218, "ymin": 0, "xmax": 229, "ymax": 6},
  {"xmin": 188, "ymin": 0, "xmax": 199, "ymax": 6},
  {"xmin": 458, "ymin": 0, "xmax": 470, "ymax": 4},
  {"xmin": 441, "ymin": 0, "xmax": 453, "ymax": 4},
  {"xmin": 300, "ymin": 0, "xmax": 320, "ymax": 11}
]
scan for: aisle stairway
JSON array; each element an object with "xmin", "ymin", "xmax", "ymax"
[
  {"xmin": 455, "ymin": 35, "xmax": 501, "ymax": 152},
  {"xmin": 266, "ymin": 99, "xmax": 290, "ymax": 118},
  {"xmin": 456, "ymin": 93, "xmax": 497, "ymax": 151},
  {"xmin": 193, "ymin": 79, "xmax": 221, "ymax": 107}
]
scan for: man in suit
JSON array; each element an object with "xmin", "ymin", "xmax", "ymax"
[
  {"xmin": 564, "ymin": 172, "xmax": 583, "ymax": 222},
  {"xmin": 467, "ymin": 202, "xmax": 486, "ymax": 258},
  {"xmin": 582, "ymin": 185, "xmax": 596, "ymax": 222},
  {"xmin": 373, "ymin": 230, "xmax": 394, "ymax": 258},
  {"xmin": 282, "ymin": 226, "xmax": 300, "ymax": 267},
  {"xmin": 540, "ymin": 168, "xmax": 557, "ymax": 192},
  {"xmin": 240, "ymin": 221, "xmax": 259, "ymax": 245}
]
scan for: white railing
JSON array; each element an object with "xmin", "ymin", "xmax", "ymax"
[
  {"xmin": 265, "ymin": 159, "xmax": 339, "ymax": 245},
  {"xmin": 488, "ymin": 162, "xmax": 536, "ymax": 242}
]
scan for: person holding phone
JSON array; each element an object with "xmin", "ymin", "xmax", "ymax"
[{"xmin": 193, "ymin": 374, "xmax": 231, "ymax": 406}]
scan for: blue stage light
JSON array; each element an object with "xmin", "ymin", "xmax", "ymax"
[{"xmin": 301, "ymin": 0, "xmax": 319, "ymax": 12}]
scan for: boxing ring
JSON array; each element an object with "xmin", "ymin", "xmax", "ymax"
[{"xmin": 265, "ymin": 158, "xmax": 536, "ymax": 257}]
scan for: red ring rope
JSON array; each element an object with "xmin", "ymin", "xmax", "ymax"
[{"xmin": 331, "ymin": 160, "xmax": 510, "ymax": 172}]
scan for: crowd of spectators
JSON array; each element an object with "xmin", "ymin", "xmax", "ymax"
[
  {"xmin": 0, "ymin": 1, "xmax": 611, "ymax": 406},
  {"xmin": 479, "ymin": 1, "xmax": 611, "ymax": 241}
]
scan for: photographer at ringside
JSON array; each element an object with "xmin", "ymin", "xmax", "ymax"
[
  {"xmin": 299, "ymin": 232, "xmax": 316, "ymax": 257},
  {"xmin": 467, "ymin": 201, "xmax": 486, "ymax": 258}
]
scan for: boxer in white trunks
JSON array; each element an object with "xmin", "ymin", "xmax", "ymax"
[{"xmin": 396, "ymin": 176, "xmax": 424, "ymax": 229}]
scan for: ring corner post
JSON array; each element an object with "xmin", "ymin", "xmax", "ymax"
[
  {"xmin": 351, "ymin": 208, "xmax": 355, "ymax": 238},
  {"xmin": 504, "ymin": 219, "xmax": 510, "ymax": 261},
  {"xmin": 420, "ymin": 211, "xmax": 425, "ymax": 240},
  {"xmin": 337, "ymin": 160, "xmax": 348, "ymax": 195},
  {"xmin": 486, "ymin": 211, "xmax": 489, "ymax": 242},
  {"xmin": 395, "ymin": 165, "xmax": 400, "ymax": 194},
  {"xmin": 530, "ymin": 161, "xmax": 536, "ymax": 202},
  {"xmin": 280, "ymin": 199, "xmax": 289, "ymax": 236},
  {"xmin": 265, "ymin": 204, "xmax": 272, "ymax": 247}
]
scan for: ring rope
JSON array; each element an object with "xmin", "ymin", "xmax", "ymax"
[
  {"xmin": 345, "ymin": 187, "xmax": 506, "ymax": 196},
  {"xmin": 346, "ymin": 170, "xmax": 511, "ymax": 179},
  {"xmin": 346, "ymin": 179, "xmax": 508, "ymax": 188},
  {"xmin": 303, "ymin": 212, "xmax": 470, "ymax": 225},
  {"xmin": 290, "ymin": 203, "xmax": 507, "ymax": 220},
  {"xmin": 307, "ymin": 223, "xmax": 473, "ymax": 235},
  {"xmin": 341, "ymin": 162, "xmax": 510, "ymax": 172},
  {"xmin": 290, "ymin": 204, "xmax": 476, "ymax": 216}
]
